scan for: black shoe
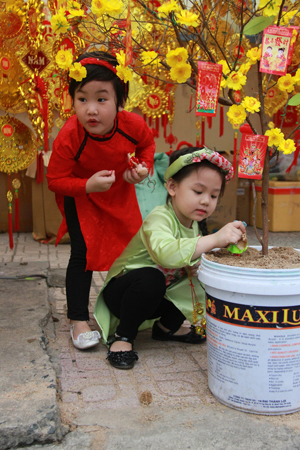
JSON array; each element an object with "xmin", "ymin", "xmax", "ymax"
[
  {"xmin": 106, "ymin": 336, "xmax": 138, "ymax": 370},
  {"xmin": 152, "ymin": 320, "xmax": 206, "ymax": 344}
]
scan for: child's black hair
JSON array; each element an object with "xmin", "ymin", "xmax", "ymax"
[
  {"xmin": 68, "ymin": 51, "xmax": 128, "ymax": 111},
  {"xmin": 166, "ymin": 146, "xmax": 226, "ymax": 204}
]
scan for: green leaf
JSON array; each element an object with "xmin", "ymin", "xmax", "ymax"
[
  {"xmin": 288, "ymin": 93, "xmax": 300, "ymax": 106},
  {"xmin": 244, "ymin": 15, "xmax": 275, "ymax": 36}
]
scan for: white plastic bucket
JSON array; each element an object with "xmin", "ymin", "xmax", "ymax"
[{"xmin": 198, "ymin": 248, "xmax": 300, "ymax": 415}]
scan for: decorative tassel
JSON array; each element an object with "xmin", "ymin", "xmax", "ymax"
[
  {"xmin": 148, "ymin": 117, "xmax": 152, "ymax": 127},
  {"xmin": 12, "ymin": 176, "xmax": 21, "ymax": 232},
  {"xmin": 196, "ymin": 132, "xmax": 200, "ymax": 146},
  {"xmin": 155, "ymin": 117, "xmax": 160, "ymax": 137},
  {"xmin": 7, "ymin": 182, "xmax": 14, "ymax": 249},
  {"xmin": 143, "ymin": 114, "xmax": 147, "ymax": 122},
  {"xmin": 219, "ymin": 105, "xmax": 224, "ymax": 137},
  {"xmin": 162, "ymin": 114, "xmax": 168, "ymax": 138},
  {"xmin": 188, "ymin": 273, "xmax": 206, "ymax": 337},
  {"xmin": 207, "ymin": 116, "xmax": 212, "ymax": 128},
  {"xmin": 233, "ymin": 131, "xmax": 238, "ymax": 177},
  {"xmin": 201, "ymin": 117, "xmax": 205, "ymax": 146}
]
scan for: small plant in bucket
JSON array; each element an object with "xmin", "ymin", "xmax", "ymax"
[{"xmin": 227, "ymin": 221, "xmax": 248, "ymax": 255}]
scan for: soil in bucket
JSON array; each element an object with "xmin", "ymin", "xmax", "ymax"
[
  {"xmin": 198, "ymin": 246, "xmax": 300, "ymax": 415},
  {"xmin": 204, "ymin": 246, "xmax": 300, "ymax": 269}
]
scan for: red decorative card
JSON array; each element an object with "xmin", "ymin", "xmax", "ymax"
[
  {"xmin": 196, "ymin": 61, "xmax": 222, "ymax": 117},
  {"xmin": 260, "ymin": 26, "xmax": 293, "ymax": 76},
  {"xmin": 238, "ymin": 134, "xmax": 269, "ymax": 180}
]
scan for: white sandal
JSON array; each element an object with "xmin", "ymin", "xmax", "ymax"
[{"xmin": 70, "ymin": 324, "xmax": 100, "ymax": 350}]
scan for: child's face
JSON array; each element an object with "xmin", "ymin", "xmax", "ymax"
[
  {"xmin": 167, "ymin": 165, "xmax": 222, "ymax": 228},
  {"xmin": 73, "ymin": 80, "xmax": 118, "ymax": 135}
]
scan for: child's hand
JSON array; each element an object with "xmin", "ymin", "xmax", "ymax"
[
  {"xmin": 214, "ymin": 221, "xmax": 247, "ymax": 249},
  {"xmin": 123, "ymin": 162, "xmax": 148, "ymax": 184},
  {"xmin": 86, "ymin": 170, "xmax": 115, "ymax": 194},
  {"xmin": 186, "ymin": 262, "xmax": 201, "ymax": 277}
]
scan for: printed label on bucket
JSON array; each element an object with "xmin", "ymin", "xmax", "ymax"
[{"xmin": 206, "ymin": 294, "xmax": 300, "ymax": 414}]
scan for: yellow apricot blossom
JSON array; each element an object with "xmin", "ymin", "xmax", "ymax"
[
  {"xmin": 157, "ymin": 0, "xmax": 180, "ymax": 17},
  {"xmin": 280, "ymin": 10, "xmax": 299, "ymax": 25},
  {"xmin": 106, "ymin": 0, "xmax": 123, "ymax": 16},
  {"xmin": 265, "ymin": 128, "xmax": 285, "ymax": 147},
  {"xmin": 55, "ymin": 49, "xmax": 73, "ymax": 70},
  {"xmin": 116, "ymin": 65, "xmax": 133, "ymax": 83},
  {"xmin": 259, "ymin": 0, "xmax": 281, "ymax": 17},
  {"xmin": 69, "ymin": 63, "xmax": 87, "ymax": 82},
  {"xmin": 293, "ymin": 68, "xmax": 300, "ymax": 85},
  {"xmin": 239, "ymin": 62, "xmax": 251, "ymax": 75},
  {"xmin": 226, "ymin": 71, "xmax": 247, "ymax": 90},
  {"xmin": 218, "ymin": 60, "xmax": 230, "ymax": 75},
  {"xmin": 166, "ymin": 47, "xmax": 188, "ymax": 67},
  {"xmin": 91, "ymin": 0, "xmax": 107, "ymax": 17},
  {"xmin": 141, "ymin": 51, "xmax": 160, "ymax": 67},
  {"xmin": 227, "ymin": 105, "xmax": 247, "ymax": 125},
  {"xmin": 176, "ymin": 10, "xmax": 200, "ymax": 27},
  {"xmin": 278, "ymin": 139, "xmax": 296, "ymax": 154},
  {"xmin": 170, "ymin": 63, "xmax": 191, "ymax": 83},
  {"xmin": 67, "ymin": 0, "xmax": 85, "ymax": 16},
  {"xmin": 241, "ymin": 97, "xmax": 261, "ymax": 113},
  {"xmin": 247, "ymin": 47, "xmax": 261, "ymax": 64},
  {"xmin": 50, "ymin": 13, "xmax": 69, "ymax": 34},
  {"xmin": 277, "ymin": 74, "xmax": 296, "ymax": 93}
]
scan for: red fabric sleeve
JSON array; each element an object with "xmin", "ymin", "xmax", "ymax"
[
  {"xmin": 128, "ymin": 114, "xmax": 155, "ymax": 172},
  {"xmin": 46, "ymin": 123, "xmax": 88, "ymax": 198}
]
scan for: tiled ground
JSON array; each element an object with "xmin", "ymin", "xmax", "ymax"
[{"xmin": 1, "ymin": 230, "xmax": 300, "ymax": 442}]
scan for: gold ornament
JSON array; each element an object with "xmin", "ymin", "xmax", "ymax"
[
  {"xmin": 12, "ymin": 178, "xmax": 21, "ymax": 189},
  {"xmin": 139, "ymin": 86, "xmax": 169, "ymax": 119},
  {"xmin": 195, "ymin": 119, "xmax": 202, "ymax": 130},
  {"xmin": 7, "ymin": 190, "xmax": 13, "ymax": 202},
  {"xmin": 16, "ymin": 41, "xmax": 55, "ymax": 80},
  {"xmin": 0, "ymin": 6, "xmax": 25, "ymax": 40},
  {"xmin": 0, "ymin": 115, "xmax": 37, "ymax": 174},
  {"xmin": 0, "ymin": 47, "xmax": 28, "ymax": 113},
  {"xmin": 24, "ymin": 0, "xmax": 45, "ymax": 52}
]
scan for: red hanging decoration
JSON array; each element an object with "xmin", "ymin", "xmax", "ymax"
[
  {"xmin": 12, "ymin": 176, "xmax": 21, "ymax": 232},
  {"xmin": 148, "ymin": 117, "xmax": 152, "ymax": 127},
  {"xmin": 155, "ymin": 117, "xmax": 160, "ymax": 136},
  {"xmin": 201, "ymin": 117, "xmax": 205, "ymax": 146},
  {"xmin": 7, "ymin": 175, "xmax": 13, "ymax": 249},
  {"xmin": 233, "ymin": 131, "xmax": 238, "ymax": 177},
  {"xmin": 196, "ymin": 132, "xmax": 200, "ymax": 146},
  {"xmin": 161, "ymin": 114, "xmax": 168, "ymax": 138},
  {"xmin": 165, "ymin": 126, "xmax": 178, "ymax": 151},
  {"xmin": 286, "ymin": 146, "xmax": 300, "ymax": 173},
  {"xmin": 219, "ymin": 105, "xmax": 224, "ymax": 137},
  {"xmin": 207, "ymin": 116, "xmax": 212, "ymax": 128}
]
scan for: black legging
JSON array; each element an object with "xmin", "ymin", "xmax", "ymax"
[
  {"xmin": 64, "ymin": 196, "xmax": 92, "ymax": 321},
  {"xmin": 103, "ymin": 267, "xmax": 186, "ymax": 341}
]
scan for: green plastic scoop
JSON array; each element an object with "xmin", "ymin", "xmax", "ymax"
[{"xmin": 227, "ymin": 221, "xmax": 248, "ymax": 254}]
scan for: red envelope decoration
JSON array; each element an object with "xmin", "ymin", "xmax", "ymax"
[
  {"xmin": 260, "ymin": 26, "xmax": 293, "ymax": 76},
  {"xmin": 238, "ymin": 134, "xmax": 269, "ymax": 180},
  {"xmin": 196, "ymin": 61, "xmax": 222, "ymax": 117}
]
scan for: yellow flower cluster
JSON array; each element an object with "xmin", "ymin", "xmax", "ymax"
[
  {"xmin": 247, "ymin": 47, "xmax": 261, "ymax": 64},
  {"xmin": 69, "ymin": 63, "xmax": 87, "ymax": 82},
  {"xmin": 176, "ymin": 10, "xmax": 200, "ymax": 27},
  {"xmin": 91, "ymin": 0, "xmax": 123, "ymax": 17},
  {"xmin": 116, "ymin": 50, "xmax": 133, "ymax": 83},
  {"xmin": 259, "ymin": 0, "xmax": 281, "ymax": 17},
  {"xmin": 56, "ymin": 49, "xmax": 73, "ymax": 70},
  {"xmin": 241, "ymin": 97, "xmax": 261, "ymax": 114},
  {"xmin": 157, "ymin": 0, "xmax": 180, "ymax": 17},
  {"xmin": 50, "ymin": 13, "xmax": 69, "ymax": 34},
  {"xmin": 141, "ymin": 51, "xmax": 160, "ymax": 67},
  {"xmin": 227, "ymin": 105, "xmax": 246, "ymax": 128},
  {"xmin": 67, "ymin": 0, "xmax": 85, "ymax": 17},
  {"xmin": 265, "ymin": 128, "xmax": 296, "ymax": 154},
  {"xmin": 166, "ymin": 48, "xmax": 191, "ymax": 84},
  {"xmin": 226, "ymin": 71, "xmax": 247, "ymax": 91}
]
